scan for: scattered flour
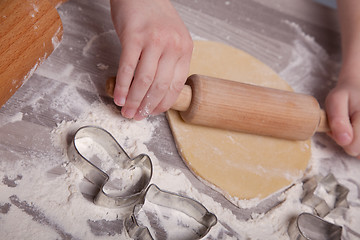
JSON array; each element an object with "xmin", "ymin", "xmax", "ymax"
[
  {"xmin": 97, "ymin": 63, "xmax": 109, "ymax": 71},
  {"xmin": 1, "ymin": 5, "xmax": 360, "ymax": 240},
  {"xmin": 82, "ymin": 31, "xmax": 117, "ymax": 57},
  {"xmin": 52, "ymin": 26, "xmax": 63, "ymax": 49},
  {"xmin": 279, "ymin": 21, "xmax": 340, "ymax": 96},
  {"xmin": 135, "ymin": 199, "xmax": 207, "ymax": 240},
  {"xmin": 23, "ymin": 61, "xmax": 41, "ymax": 84},
  {"xmin": 1, "ymin": 101, "xmax": 313, "ymax": 239}
]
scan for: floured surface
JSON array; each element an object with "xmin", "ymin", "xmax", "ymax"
[
  {"xmin": 1, "ymin": 0, "xmax": 360, "ymax": 239},
  {"xmin": 167, "ymin": 41, "xmax": 311, "ymax": 200}
]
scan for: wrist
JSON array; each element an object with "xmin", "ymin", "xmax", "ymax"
[{"xmin": 338, "ymin": 58, "xmax": 360, "ymax": 87}]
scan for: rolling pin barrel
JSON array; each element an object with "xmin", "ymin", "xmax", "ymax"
[
  {"xmin": 106, "ymin": 74, "xmax": 328, "ymax": 140},
  {"xmin": 180, "ymin": 75, "xmax": 324, "ymax": 140}
]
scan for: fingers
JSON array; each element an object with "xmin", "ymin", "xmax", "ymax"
[
  {"xmin": 119, "ymin": 36, "xmax": 193, "ymax": 120},
  {"xmin": 152, "ymin": 53, "xmax": 191, "ymax": 115},
  {"xmin": 326, "ymin": 85, "xmax": 360, "ymax": 157},
  {"xmin": 120, "ymin": 47, "xmax": 161, "ymax": 119},
  {"xmin": 116, "ymin": 44, "xmax": 190, "ymax": 120},
  {"xmin": 113, "ymin": 43, "xmax": 141, "ymax": 107},
  {"xmin": 344, "ymin": 111, "xmax": 360, "ymax": 157},
  {"xmin": 132, "ymin": 52, "xmax": 177, "ymax": 120},
  {"xmin": 110, "ymin": 0, "xmax": 193, "ymax": 120},
  {"xmin": 325, "ymin": 88, "xmax": 353, "ymax": 146}
]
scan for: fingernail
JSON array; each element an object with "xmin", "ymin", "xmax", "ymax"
[
  {"xmin": 347, "ymin": 149, "xmax": 359, "ymax": 157},
  {"xmin": 114, "ymin": 97, "xmax": 125, "ymax": 106},
  {"xmin": 122, "ymin": 108, "xmax": 136, "ymax": 119}
]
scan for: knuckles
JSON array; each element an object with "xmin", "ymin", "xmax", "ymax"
[
  {"xmin": 153, "ymin": 82, "xmax": 170, "ymax": 93},
  {"xmin": 153, "ymin": 102, "xmax": 169, "ymax": 114},
  {"xmin": 146, "ymin": 27, "xmax": 193, "ymax": 54},
  {"xmin": 137, "ymin": 75, "xmax": 154, "ymax": 87},
  {"xmin": 119, "ymin": 62, "xmax": 136, "ymax": 76},
  {"xmin": 170, "ymin": 79, "xmax": 185, "ymax": 93}
]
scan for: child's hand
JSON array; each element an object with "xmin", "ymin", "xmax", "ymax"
[
  {"xmin": 110, "ymin": 0, "xmax": 193, "ymax": 120},
  {"xmin": 325, "ymin": 0, "xmax": 360, "ymax": 158},
  {"xmin": 326, "ymin": 80, "xmax": 360, "ymax": 158}
]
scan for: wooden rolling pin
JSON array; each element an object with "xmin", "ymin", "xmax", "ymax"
[
  {"xmin": 0, "ymin": 0, "xmax": 64, "ymax": 108},
  {"xmin": 106, "ymin": 74, "xmax": 329, "ymax": 141}
]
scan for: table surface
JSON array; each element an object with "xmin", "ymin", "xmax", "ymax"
[{"xmin": 1, "ymin": 0, "xmax": 360, "ymax": 239}]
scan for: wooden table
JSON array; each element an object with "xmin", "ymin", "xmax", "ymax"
[{"xmin": 1, "ymin": 0, "xmax": 359, "ymax": 239}]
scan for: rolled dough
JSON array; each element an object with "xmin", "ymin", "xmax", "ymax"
[{"xmin": 167, "ymin": 41, "xmax": 311, "ymax": 200}]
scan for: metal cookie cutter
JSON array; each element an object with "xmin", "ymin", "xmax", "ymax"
[
  {"xmin": 67, "ymin": 126, "xmax": 152, "ymax": 208},
  {"xmin": 67, "ymin": 126, "xmax": 217, "ymax": 239},
  {"xmin": 301, "ymin": 173, "xmax": 349, "ymax": 218},
  {"xmin": 124, "ymin": 184, "xmax": 217, "ymax": 240},
  {"xmin": 288, "ymin": 174, "xmax": 349, "ymax": 240},
  {"xmin": 288, "ymin": 213, "xmax": 342, "ymax": 240}
]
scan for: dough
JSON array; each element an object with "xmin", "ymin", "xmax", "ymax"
[{"xmin": 167, "ymin": 41, "xmax": 311, "ymax": 200}]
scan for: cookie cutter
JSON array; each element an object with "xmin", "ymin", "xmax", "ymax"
[
  {"xmin": 288, "ymin": 212, "xmax": 342, "ymax": 240},
  {"xmin": 67, "ymin": 126, "xmax": 217, "ymax": 238},
  {"xmin": 301, "ymin": 173, "xmax": 349, "ymax": 218},
  {"xmin": 124, "ymin": 184, "xmax": 218, "ymax": 240},
  {"xmin": 288, "ymin": 174, "xmax": 349, "ymax": 240},
  {"xmin": 67, "ymin": 126, "xmax": 153, "ymax": 208}
]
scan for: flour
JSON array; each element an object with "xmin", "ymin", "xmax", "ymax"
[
  {"xmin": 103, "ymin": 165, "xmax": 144, "ymax": 197},
  {"xmin": 52, "ymin": 26, "xmax": 63, "ymax": 49},
  {"xmin": 279, "ymin": 21, "xmax": 340, "ymax": 97},
  {"xmin": 82, "ymin": 31, "xmax": 117, "ymax": 57},
  {"xmin": 23, "ymin": 60, "xmax": 40, "ymax": 84},
  {"xmin": 97, "ymin": 63, "xmax": 109, "ymax": 71},
  {"xmin": 74, "ymin": 136, "xmax": 115, "ymax": 171},
  {"xmin": 1, "ymin": 93, "xmax": 359, "ymax": 239},
  {"xmin": 0, "ymin": 112, "xmax": 23, "ymax": 126},
  {"xmin": 1, "ymin": 100, "xmax": 305, "ymax": 239},
  {"xmin": 135, "ymin": 200, "xmax": 206, "ymax": 240},
  {"xmin": 74, "ymin": 135, "xmax": 145, "ymax": 197},
  {"xmin": 1, "ymin": 2, "xmax": 360, "ymax": 239}
]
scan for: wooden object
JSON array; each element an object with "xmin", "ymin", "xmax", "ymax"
[
  {"xmin": 181, "ymin": 74, "xmax": 329, "ymax": 140},
  {"xmin": 0, "ymin": 0, "xmax": 63, "ymax": 107},
  {"xmin": 167, "ymin": 40, "xmax": 312, "ymax": 200},
  {"xmin": 106, "ymin": 74, "xmax": 329, "ymax": 140}
]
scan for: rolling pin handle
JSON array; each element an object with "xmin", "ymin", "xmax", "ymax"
[
  {"xmin": 317, "ymin": 110, "xmax": 330, "ymax": 132},
  {"xmin": 105, "ymin": 76, "xmax": 116, "ymax": 98}
]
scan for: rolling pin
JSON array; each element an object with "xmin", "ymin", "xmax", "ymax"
[
  {"xmin": 106, "ymin": 74, "xmax": 329, "ymax": 141},
  {"xmin": 106, "ymin": 74, "xmax": 329, "ymax": 140},
  {"xmin": 0, "ymin": 0, "xmax": 64, "ymax": 108}
]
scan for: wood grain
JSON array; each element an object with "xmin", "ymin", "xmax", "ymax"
[
  {"xmin": 0, "ymin": 0, "xmax": 63, "ymax": 107},
  {"xmin": 2, "ymin": 1, "xmax": 359, "ymax": 238},
  {"xmin": 106, "ymin": 74, "xmax": 329, "ymax": 140}
]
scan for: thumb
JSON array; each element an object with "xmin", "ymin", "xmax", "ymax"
[{"xmin": 325, "ymin": 89, "xmax": 353, "ymax": 146}]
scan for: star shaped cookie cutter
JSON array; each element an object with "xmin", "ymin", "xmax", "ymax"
[
  {"xmin": 288, "ymin": 173, "xmax": 349, "ymax": 240},
  {"xmin": 67, "ymin": 126, "xmax": 217, "ymax": 239},
  {"xmin": 301, "ymin": 173, "xmax": 349, "ymax": 218}
]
